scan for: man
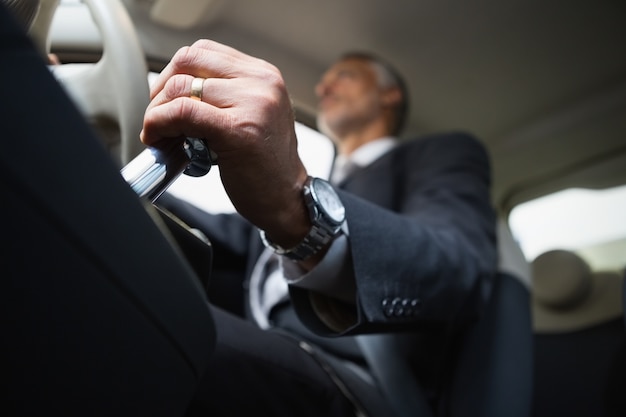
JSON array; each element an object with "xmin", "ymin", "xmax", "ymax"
[{"xmin": 145, "ymin": 40, "xmax": 497, "ymax": 416}]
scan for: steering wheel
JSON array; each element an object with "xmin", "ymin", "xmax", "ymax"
[{"xmin": 44, "ymin": 0, "xmax": 150, "ymax": 165}]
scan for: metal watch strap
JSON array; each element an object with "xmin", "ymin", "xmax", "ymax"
[
  {"xmin": 259, "ymin": 224, "xmax": 335, "ymax": 261},
  {"xmin": 259, "ymin": 176, "xmax": 344, "ymax": 261}
]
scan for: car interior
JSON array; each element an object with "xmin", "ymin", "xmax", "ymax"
[
  {"xmin": 1, "ymin": 6, "xmax": 216, "ymax": 416},
  {"xmin": 3, "ymin": 0, "xmax": 625, "ymax": 415}
]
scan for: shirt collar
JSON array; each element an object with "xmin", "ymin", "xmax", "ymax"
[{"xmin": 346, "ymin": 136, "xmax": 398, "ymax": 167}]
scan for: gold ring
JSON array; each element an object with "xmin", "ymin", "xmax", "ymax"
[{"xmin": 190, "ymin": 77, "xmax": 205, "ymax": 101}]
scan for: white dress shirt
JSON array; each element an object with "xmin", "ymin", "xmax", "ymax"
[{"xmin": 249, "ymin": 137, "xmax": 398, "ymax": 328}]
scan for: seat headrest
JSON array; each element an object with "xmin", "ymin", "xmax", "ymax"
[
  {"xmin": 2, "ymin": 0, "xmax": 40, "ymax": 30},
  {"xmin": 533, "ymin": 249, "xmax": 592, "ymax": 309},
  {"xmin": 532, "ymin": 249, "xmax": 623, "ymax": 333}
]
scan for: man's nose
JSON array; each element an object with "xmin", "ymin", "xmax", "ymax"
[{"xmin": 316, "ymin": 77, "xmax": 337, "ymax": 101}]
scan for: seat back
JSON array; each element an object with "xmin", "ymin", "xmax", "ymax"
[
  {"xmin": 356, "ymin": 220, "xmax": 533, "ymax": 417},
  {"xmin": 1, "ymin": 7, "xmax": 215, "ymax": 416},
  {"xmin": 446, "ymin": 272, "xmax": 533, "ymax": 417},
  {"xmin": 445, "ymin": 220, "xmax": 533, "ymax": 417},
  {"xmin": 531, "ymin": 250, "xmax": 626, "ymax": 417}
]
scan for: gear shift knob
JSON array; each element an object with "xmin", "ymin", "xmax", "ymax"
[{"xmin": 121, "ymin": 137, "xmax": 216, "ymax": 202}]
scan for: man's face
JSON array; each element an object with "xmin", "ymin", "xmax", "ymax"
[{"xmin": 315, "ymin": 58, "xmax": 384, "ymax": 140}]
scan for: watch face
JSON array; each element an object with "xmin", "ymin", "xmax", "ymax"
[{"xmin": 313, "ymin": 178, "xmax": 345, "ymax": 224}]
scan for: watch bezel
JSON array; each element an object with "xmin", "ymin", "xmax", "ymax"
[
  {"xmin": 260, "ymin": 176, "xmax": 345, "ymax": 261},
  {"xmin": 307, "ymin": 177, "xmax": 346, "ymax": 225}
]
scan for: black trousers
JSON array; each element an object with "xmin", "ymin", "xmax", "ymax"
[{"xmin": 185, "ymin": 307, "xmax": 392, "ymax": 417}]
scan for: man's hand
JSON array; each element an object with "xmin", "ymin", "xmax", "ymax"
[{"xmin": 141, "ymin": 39, "xmax": 310, "ymax": 249}]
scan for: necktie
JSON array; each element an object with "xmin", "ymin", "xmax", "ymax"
[{"xmin": 248, "ymin": 248, "xmax": 289, "ymax": 329}]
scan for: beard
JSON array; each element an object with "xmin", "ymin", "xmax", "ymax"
[
  {"xmin": 316, "ymin": 109, "xmax": 376, "ymax": 143},
  {"xmin": 316, "ymin": 92, "xmax": 384, "ymax": 143}
]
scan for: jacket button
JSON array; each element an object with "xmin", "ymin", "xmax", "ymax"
[
  {"xmin": 391, "ymin": 297, "xmax": 403, "ymax": 316},
  {"xmin": 381, "ymin": 298, "xmax": 394, "ymax": 317},
  {"xmin": 399, "ymin": 298, "xmax": 410, "ymax": 316},
  {"xmin": 382, "ymin": 297, "xmax": 420, "ymax": 317},
  {"xmin": 409, "ymin": 298, "xmax": 421, "ymax": 316}
]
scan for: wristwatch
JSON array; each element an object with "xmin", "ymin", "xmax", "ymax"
[{"xmin": 260, "ymin": 176, "xmax": 346, "ymax": 261}]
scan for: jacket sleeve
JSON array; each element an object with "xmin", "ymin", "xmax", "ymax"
[{"xmin": 290, "ymin": 133, "xmax": 498, "ymax": 335}]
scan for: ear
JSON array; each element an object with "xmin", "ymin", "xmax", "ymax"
[{"xmin": 381, "ymin": 86, "xmax": 403, "ymax": 108}]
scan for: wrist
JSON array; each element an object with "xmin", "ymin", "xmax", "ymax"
[
  {"xmin": 260, "ymin": 173, "xmax": 310, "ymax": 248},
  {"xmin": 260, "ymin": 177, "xmax": 345, "ymax": 262}
]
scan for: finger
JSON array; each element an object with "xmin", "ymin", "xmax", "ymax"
[
  {"xmin": 148, "ymin": 45, "xmax": 216, "ymax": 100},
  {"xmin": 150, "ymin": 40, "xmax": 275, "ymax": 99},
  {"xmin": 140, "ymin": 98, "xmax": 229, "ymax": 148},
  {"xmin": 190, "ymin": 39, "xmax": 257, "ymax": 64},
  {"xmin": 150, "ymin": 41, "xmax": 243, "ymax": 99},
  {"xmin": 147, "ymin": 74, "xmax": 238, "ymax": 112},
  {"xmin": 146, "ymin": 73, "xmax": 189, "ymax": 111}
]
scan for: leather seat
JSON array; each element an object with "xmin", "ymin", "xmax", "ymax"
[
  {"xmin": 356, "ymin": 220, "xmax": 534, "ymax": 417},
  {"xmin": 1, "ymin": 6, "xmax": 215, "ymax": 416},
  {"xmin": 531, "ymin": 249, "xmax": 626, "ymax": 417},
  {"xmin": 445, "ymin": 220, "xmax": 533, "ymax": 417}
]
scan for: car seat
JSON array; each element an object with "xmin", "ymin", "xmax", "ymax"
[
  {"xmin": 444, "ymin": 220, "xmax": 533, "ymax": 417},
  {"xmin": 356, "ymin": 219, "xmax": 534, "ymax": 417},
  {"xmin": 531, "ymin": 249, "xmax": 626, "ymax": 417},
  {"xmin": 1, "ymin": 5, "xmax": 215, "ymax": 416}
]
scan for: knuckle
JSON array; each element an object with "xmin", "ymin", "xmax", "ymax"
[
  {"xmin": 259, "ymin": 61, "xmax": 284, "ymax": 87},
  {"xmin": 191, "ymin": 39, "xmax": 214, "ymax": 49},
  {"xmin": 171, "ymin": 46, "xmax": 201, "ymax": 72},
  {"xmin": 164, "ymin": 74, "xmax": 190, "ymax": 100},
  {"xmin": 249, "ymin": 66, "xmax": 288, "ymax": 107},
  {"xmin": 174, "ymin": 97, "xmax": 195, "ymax": 120}
]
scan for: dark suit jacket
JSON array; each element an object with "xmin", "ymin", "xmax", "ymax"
[{"xmin": 158, "ymin": 131, "xmax": 496, "ymax": 340}]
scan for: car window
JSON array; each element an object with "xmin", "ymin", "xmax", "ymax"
[{"xmin": 509, "ymin": 185, "xmax": 626, "ymax": 272}]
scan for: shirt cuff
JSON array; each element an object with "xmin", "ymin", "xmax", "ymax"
[{"xmin": 280, "ymin": 233, "xmax": 356, "ymax": 304}]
